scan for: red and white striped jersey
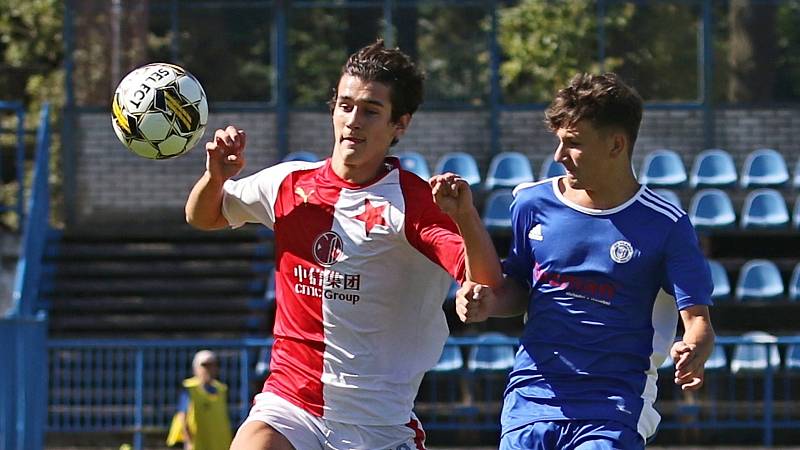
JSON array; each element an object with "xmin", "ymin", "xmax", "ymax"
[{"xmin": 222, "ymin": 157, "xmax": 465, "ymax": 425}]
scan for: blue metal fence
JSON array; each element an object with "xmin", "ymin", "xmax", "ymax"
[{"xmin": 44, "ymin": 335, "xmax": 800, "ymax": 449}]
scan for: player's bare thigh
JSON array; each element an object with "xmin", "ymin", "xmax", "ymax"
[{"xmin": 230, "ymin": 421, "xmax": 295, "ymax": 450}]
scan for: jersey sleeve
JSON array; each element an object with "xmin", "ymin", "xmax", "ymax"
[
  {"xmin": 222, "ymin": 161, "xmax": 318, "ymax": 229},
  {"xmin": 661, "ymin": 215, "xmax": 714, "ymax": 310},
  {"xmin": 400, "ymin": 172, "xmax": 466, "ymax": 282},
  {"xmin": 502, "ymin": 189, "xmax": 534, "ymax": 288}
]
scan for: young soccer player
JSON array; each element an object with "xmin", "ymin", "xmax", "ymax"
[
  {"xmin": 185, "ymin": 40, "xmax": 502, "ymax": 450},
  {"xmin": 456, "ymin": 73, "xmax": 715, "ymax": 450}
]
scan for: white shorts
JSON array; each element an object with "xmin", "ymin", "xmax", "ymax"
[{"xmin": 240, "ymin": 391, "xmax": 427, "ymax": 450}]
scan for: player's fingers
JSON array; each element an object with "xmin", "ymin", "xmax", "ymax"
[
  {"xmin": 237, "ymin": 129, "xmax": 247, "ymax": 151},
  {"xmin": 214, "ymin": 128, "xmax": 229, "ymax": 147},
  {"xmin": 679, "ymin": 376, "xmax": 704, "ymax": 391}
]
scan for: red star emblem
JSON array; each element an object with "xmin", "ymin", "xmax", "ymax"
[{"xmin": 355, "ymin": 199, "xmax": 387, "ymax": 236}]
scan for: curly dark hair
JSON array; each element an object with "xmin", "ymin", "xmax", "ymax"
[
  {"xmin": 330, "ymin": 39, "xmax": 425, "ymax": 125},
  {"xmin": 545, "ymin": 73, "xmax": 643, "ymax": 155}
]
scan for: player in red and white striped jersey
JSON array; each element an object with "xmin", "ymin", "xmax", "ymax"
[{"xmin": 186, "ymin": 40, "xmax": 502, "ymax": 450}]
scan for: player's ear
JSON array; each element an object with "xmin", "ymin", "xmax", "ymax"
[
  {"xmin": 609, "ymin": 131, "xmax": 627, "ymax": 159},
  {"xmin": 393, "ymin": 113, "xmax": 411, "ymax": 139}
]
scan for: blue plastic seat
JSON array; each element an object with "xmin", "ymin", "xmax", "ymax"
[
  {"xmin": 396, "ymin": 151, "xmax": 431, "ymax": 180},
  {"xmin": 282, "ymin": 150, "xmax": 319, "ymax": 162},
  {"xmin": 434, "ymin": 152, "xmax": 481, "ymax": 187},
  {"xmin": 264, "ymin": 266, "xmax": 277, "ymax": 307},
  {"xmin": 786, "ymin": 343, "xmax": 800, "ymax": 371},
  {"xmin": 708, "ymin": 259, "xmax": 731, "ymax": 302},
  {"xmin": 432, "ymin": 344, "xmax": 464, "ymax": 372},
  {"xmin": 794, "ymin": 159, "xmax": 800, "ymax": 188},
  {"xmin": 731, "ymin": 331, "xmax": 781, "ymax": 374},
  {"xmin": 639, "ymin": 149, "xmax": 687, "ymax": 187},
  {"xmin": 789, "ymin": 263, "xmax": 800, "ymax": 302},
  {"xmin": 467, "ymin": 332, "xmax": 516, "ymax": 372},
  {"xmin": 482, "ymin": 189, "xmax": 514, "ymax": 233},
  {"xmin": 688, "ymin": 189, "xmax": 736, "ymax": 230},
  {"xmin": 739, "ymin": 189, "xmax": 789, "ymax": 229},
  {"xmin": 651, "ymin": 189, "xmax": 682, "ymax": 210},
  {"xmin": 690, "ymin": 148, "xmax": 738, "ymax": 188},
  {"xmin": 793, "ymin": 196, "xmax": 800, "ymax": 230},
  {"xmin": 740, "ymin": 148, "xmax": 789, "ymax": 188},
  {"xmin": 254, "ymin": 347, "xmax": 272, "ymax": 378},
  {"xmin": 735, "ymin": 259, "xmax": 784, "ymax": 302},
  {"xmin": 483, "ymin": 152, "xmax": 534, "ymax": 191},
  {"xmin": 539, "ymin": 158, "xmax": 567, "ymax": 180},
  {"xmin": 705, "ymin": 345, "xmax": 728, "ymax": 371}
]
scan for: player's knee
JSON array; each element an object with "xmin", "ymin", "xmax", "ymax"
[{"xmin": 230, "ymin": 421, "xmax": 295, "ymax": 450}]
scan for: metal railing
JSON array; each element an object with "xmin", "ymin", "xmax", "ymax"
[
  {"xmin": 44, "ymin": 335, "xmax": 800, "ymax": 449},
  {"xmin": 8, "ymin": 104, "xmax": 51, "ymax": 317}
]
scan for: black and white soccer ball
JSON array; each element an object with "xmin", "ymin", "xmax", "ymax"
[{"xmin": 111, "ymin": 63, "xmax": 208, "ymax": 159}]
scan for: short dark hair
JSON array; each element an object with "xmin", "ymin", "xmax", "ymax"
[
  {"xmin": 545, "ymin": 73, "xmax": 643, "ymax": 154},
  {"xmin": 330, "ymin": 39, "xmax": 425, "ymax": 124}
]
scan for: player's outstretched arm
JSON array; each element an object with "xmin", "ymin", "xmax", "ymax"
[
  {"xmin": 186, "ymin": 126, "xmax": 247, "ymax": 230},
  {"xmin": 671, "ymin": 305, "xmax": 715, "ymax": 391},
  {"xmin": 456, "ymin": 278, "xmax": 528, "ymax": 323},
  {"xmin": 430, "ymin": 173, "xmax": 503, "ymax": 288}
]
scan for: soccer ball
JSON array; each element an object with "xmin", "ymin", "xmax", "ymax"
[{"xmin": 111, "ymin": 63, "xmax": 208, "ymax": 159}]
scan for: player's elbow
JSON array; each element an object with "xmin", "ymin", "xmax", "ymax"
[{"xmin": 185, "ymin": 210, "xmax": 224, "ymax": 230}]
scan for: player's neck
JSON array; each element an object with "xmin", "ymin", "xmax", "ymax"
[
  {"xmin": 330, "ymin": 157, "xmax": 389, "ymax": 186},
  {"xmin": 562, "ymin": 173, "xmax": 640, "ymax": 210}
]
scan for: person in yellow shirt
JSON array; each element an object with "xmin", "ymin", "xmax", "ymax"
[{"xmin": 167, "ymin": 350, "xmax": 233, "ymax": 450}]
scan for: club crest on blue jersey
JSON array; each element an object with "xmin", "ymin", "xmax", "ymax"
[
  {"xmin": 609, "ymin": 240, "xmax": 634, "ymax": 264},
  {"xmin": 313, "ymin": 231, "xmax": 344, "ymax": 266}
]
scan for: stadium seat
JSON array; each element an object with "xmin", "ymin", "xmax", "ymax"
[
  {"xmin": 708, "ymin": 259, "xmax": 731, "ymax": 302},
  {"xmin": 483, "ymin": 151, "xmax": 534, "ymax": 191},
  {"xmin": 739, "ymin": 188, "xmax": 789, "ymax": 229},
  {"xmin": 264, "ymin": 266, "xmax": 277, "ymax": 307},
  {"xmin": 467, "ymin": 332, "xmax": 516, "ymax": 372},
  {"xmin": 254, "ymin": 347, "xmax": 272, "ymax": 378},
  {"xmin": 282, "ymin": 150, "xmax": 319, "ymax": 162},
  {"xmin": 539, "ymin": 158, "xmax": 566, "ymax": 180},
  {"xmin": 705, "ymin": 344, "xmax": 728, "ymax": 371},
  {"xmin": 688, "ymin": 189, "xmax": 736, "ymax": 230},
  {"xmin": 432, "ymin": 344, "xmax": 464, "ymax": 372},
  {"xmin": 793, "ymin": 196, "xmax": 800, "ymax": 230},
  {"xmin": 740, "ymin": 148, "xmax": 789, "ymax": 188},
  {"xmin": 482, "ymin": 189, "xmax": 514, "ymax": 233},
  {"xmin": 689, "ymin": 148, "xmax": 738, "ymax": 188},
  {"xmin": 789, "ymin": 263, "xmax": 800, "ymax": 302},
  {"xmin": 434, "ymin": 152, "xmax": 481, "ymax": 187},
  {"xmin": 396, "ymin": 151, "xmax": 431, "ymax": 180},
  {"xmin": 730, "ymin": 331, "xmax": 781, "ymax": 374},
  {"xmin": 786, "ymin": 343, "xmax": 800, "ymax": 371},
  {"xmin": 651, "ymin": 189, "xmax": 683, "ymax": 210},
  {"xmin": 638, "ymin": 149, "xmax": 687, "ymax": 187},
  {"xmin": 794, "ymin": 159, "xmax": 800, "ymax": 189},
  {"xmin": 735, "ymin": 259, "xmax": 784, "ymax": 302}
]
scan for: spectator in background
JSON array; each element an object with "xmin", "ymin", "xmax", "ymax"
[
  {"xmin": 456, "ymin": 73, "xmax": 715, "ymax": 449},
  {"xmin": 166, "ymin": 350, "xmax": 232, "ymax": 450}
]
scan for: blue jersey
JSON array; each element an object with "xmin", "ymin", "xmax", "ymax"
[{"xmin": 501, "ymin": 178, "xmax": 713, "ymax": 440}]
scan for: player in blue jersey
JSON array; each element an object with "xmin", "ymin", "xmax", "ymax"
[{"xmin": 457, "ymin": 73, "xmax": 715, "ymax": 449}]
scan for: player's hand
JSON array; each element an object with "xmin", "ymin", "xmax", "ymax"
[
  {"xmin": 670, "ymin": 340, "xmax": 705, "ymax": 391},
  {"xmin": 430, "ymin": 173, "xmax": 475, "ymax": 219},
  {"xmin": 456, "ymin": 281, "xmax": 491, "ymax": 323},
  {"xmin": 206, "ymin": 125, "xmax": 246, "ymax": 181}
]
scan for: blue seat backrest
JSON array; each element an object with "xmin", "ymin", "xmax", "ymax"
[
  {"xmin": 688, "ymin": 189, "xmax": 736, "ymax": 230},
  {"xmin": 740, "ymin": 189, "xmax": 789, "ymax": 229},
  {"xmin": 690, "ymin": 148, "xmax": 737, "ymax": 188},
  {"xmin": 396, "ymin": 151, "xmax": 431, "ymax": 180},
  {"xmin": 639, "ymin": 149, "xmax": 687, "ymax": 187},
  {"xmin": 735, "ymin": 259, "xmax": 784, "ymax": 302},
  {"xmin": 484, "ymin": 151, "xmax": 534, "ymax": 190},
  {"xmin": 434, "ymin": 152, "xmax": 481, "ymax": 186},
  {"xmin": 740, "ymin": 148, "xmax": 789, "ymax": 188}
]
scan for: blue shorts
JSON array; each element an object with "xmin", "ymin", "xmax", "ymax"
[{"xmin": 500, "ymin": 420, "xmax": 644, "ymax": 450}]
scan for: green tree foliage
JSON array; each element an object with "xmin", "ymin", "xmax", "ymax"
[
  {"xmin": 288, "ymin": 7, "xmax": 347, "ymax": 106},
  {"xmin": 0, "ymin": 0, "xmax": 64, "ymax": 229},
  {"xmin": 496, "ymin": 0, "xmax": 623, "ymax": 103}
]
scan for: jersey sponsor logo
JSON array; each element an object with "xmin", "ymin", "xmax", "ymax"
[
  {"xmin": 292, "ymin": 264, "xmax": 361, "ymax": 304},
  {"xmin": 609, "ymin": 240, "xmax": 634, "ymax": 264},
  {"xmin": 312, "ymin": 231, "xmax": 343, "ymax": 266},
  {"xmin": 294, "ymin": 186, "xmax": 314, "ymax": 204},
  {"xmin": 528, "ymin": 224, "xmax": 543, "ymax": 241},
  {"xmin": 533, "ymin": 262, "xmax": 615, "ymax": 305}
]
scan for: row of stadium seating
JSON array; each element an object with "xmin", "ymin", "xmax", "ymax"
[
  {"xmin": 287, "ymin": 147, "xmax": 800, "ymax": 189},
  {"xmin": 477, "ymin": 187, "xmax": 800, "ymax": 234},
  {"xmin": 711, "ymin": 259, "xmax": 800, "ymax": 303}
]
